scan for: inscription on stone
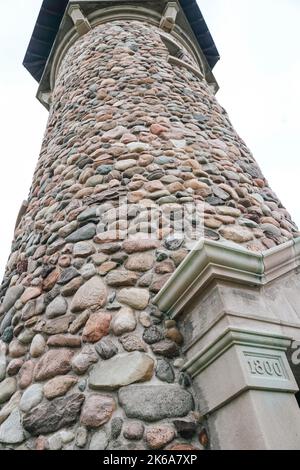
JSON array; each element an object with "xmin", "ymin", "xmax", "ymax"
[{"xmin": 243, "ymin": 353, "xmax": 287, "ymax": 379}]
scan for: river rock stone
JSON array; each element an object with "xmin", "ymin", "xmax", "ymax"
[
  {"xmin": 0, "ymin": 391, "xmax": 21, "ymax": 425},
  {"xmin": 110, "ymin": 307, "xmax": 136, "ymax": 336},
  {"xmin": 151, "ymin": 340, "xmax": 180, "ymax": 358},
  {"xmin": 46, "ymin": 296, "xmax": 68, "ymax": 319},
  {"xmin": 125, "ymin": 253, "xmax": 154, "ymax": 272},
  {"xmin": 119, "ymin": 385, "xmax": 194, "ymax": 421},
  {"xmin": 89, "ymin": 430, "xmax": 108, "ymax": 450},
  {"xmin": 2, "ymin": 285, "xmax": 25, "ymax": 313},
  {"xmin": 123, "ymin": 422, "xmax": 144, "ymax": 440},
  {"xmin": 0, "ymin": 377, "xmax": 17, "ymax": 404},
  {"xmin": 23, "ymin": 393, "xmax": 85, "ymax": 435},
  {"xmin": 155, "ymin": 359, "xmax": 175, "ymax": 383},
  {"xmin": 143, "ymin": 326, "xmax": 164, "ymax": 344},
  {"xmin": 117, "ymin": 288, "xmax": 149, "ymax": 310},
  {"xmin": 19, "ymin": 384, "xmax": 43, "ymax": 412},
  {"xmin": 30, "ymin": 334, "xmax": 46, "ymax": 358},
  {"xmin": 43, "ymin": 375, "xmax": 78, "ymax": 399},
  {"xmin": 82, "ymin": 312, "xmax": 112, "ymax": 343},
  {"xmin": 72, "ymin": 345, "xmax": 99, "ymax": 374},
  {"xmin": 71, "ymin": 276, "xmax": 107, "ymax": 312},
  {"xmin": 0, "ymin": 409, "xmax": 24, "ymax": 444},
  {"xmin": 66, "ymin": 223, "xmax": 96, "ymax": 243},
  {"xmin": 18, "ymin": 360, "xmax": 35, "ymax": 389},
  {"xmin": 89, "ymin": 352, "xmax": 154, "ymax": 390},
  {"xmin": 80, "ymin": 394, "xmax": 116, "ymax": 428},
  {"xmin": 145, "ymin": 424, "xmax": 175, "ymax": 449},
  {"xmin": 34, "ymin": 349, "xmax": 74, "ymax": 381},
  {"xmin": 119, "ymin": 334, "xmax": 147, "ymax": 352},
  {"xmin": 95, "ymin": 337, "xmax": 118, "ymax": 359}
]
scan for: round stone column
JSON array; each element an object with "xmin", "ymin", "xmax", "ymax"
[{"xmin": 0, "ymin": 18, "xmax": 298, "ymax": 450}]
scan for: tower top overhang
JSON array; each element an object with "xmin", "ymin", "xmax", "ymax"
[{"xmin": 23, "ymin": 0, "xmax": 220, "ymax": 84}]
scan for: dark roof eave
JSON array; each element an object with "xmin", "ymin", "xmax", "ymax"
[{"xmin": 23, "ymin": 0, "xmax": 220, "ymax": 83}]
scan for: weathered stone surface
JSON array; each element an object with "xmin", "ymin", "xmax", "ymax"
[
  {"xmin": 95, "ymin": 337, "xmax": 118, "ymax": 359},
  {"xmin": 110, "ymin": 417, "xmax": 123, "ymax": 439},
  {"xmin": 155, "ymin": 359, "xmax": 175, "ymax": 383},
  {"xmin": 71, "ymin": 276, "xmax": 107, "ymax": 312},
  {"xmin": 145, "ymin": 424, "xmax": 175, "ymax": 449},
  {"xmin": 80, "ymin": 394, "xmax": 116, "ymax": 428},
  {"xmin": 123, "ymin": 422, "xmax": 144, "ymax": 440},
  {"xmin": 82, "ymin": 312, "xmax": 112, "ymax": 343},
  {"xmin": 151, "ymin": 340, "xmax": 180, "ymax": 358},
  {"xmin": 8, "ymin": 339, "xmax": 26, "ymax": 358},
  {"xmin": 89, "ymin": 430, "xmax": 108, "ymax": 450},
  {"xmin": 21, "ymin": 287, "xmax": 42, "ymax": 304},
  {"xmin": 117, "ymin": 288, "xmax": 149, "ymax": 310},
  {"xmin": 34, "ymin": 349, "xmax": 74, "ymax": 381},
  {"xmin": 68, "ymin": 311, "xmax": 89, "ymax": 334},
  {"xmin": 47, "ymin": 334, "xmax": 81, "ymax": 348},
  {"xmin": 120, "ymin": 334, "xmax": 147, "ymax": 352},
  {"xmin": 119, "ymin": 385, "xmax": 194, "ymax": 421},
  {"xmin": 89, "ymin": 352, "xmax": 154, "ymax": 390},
  {"xmin": 0, "ymin": 409, "xmax": 24, "ymax": 444},
  {"xmin": 2, "ymin": 285, "xmax": 24, "ymax": 313},
  {"xmin": 18, "ymin": 360, "xmax": 35, "ymax": 389},
  {"xmin": 23, "ymin": 393, "xmax": 85, "ymax": 435},
  {"xmin": 30, "ymin": 334, "xmax": 46, "ymax": 358},
  {"xmin": 43, "ymin": 375, "xmax": 78, "ymax": 399},
  {"xmin": 66, "ymin": 223, "xmax": 96, "ymax": 243},
  {"xmin": 20, "ymin": 384, "xmax": 43, "ymax": 412},
  {"xmin": 0, "ymin": 341, "xmax": 6, "ymax": 381},
  {"xmin": 125, "ymin": 253, "xmax": 154, "ymax": 272},
  {"xmin": 219, "ymin": 226, "xmax": 253, "ymax": 243},
  {"xmin": 106, "ymin": 270, "xmax": 139, "ymax": 287},
  {"xmin": 72, "ymin": 345, "xmax": 98, "ymax": 374},
  {"xmin": 7, "ymin": 358, "xmax": 24, "ymax": 376},
  {"xmin": 46, "ymin": 296, "xmax": 68, "ymax": 319},
  {"xmin": 110, "ymin": 307, "xmax": 136, "ymax": 336},
  {"xmin": 0, "ymin": 391, "xmax": 21, "ymax": 425},
  {"xmin": 143, "ymin": 326, "xmax": 164, "ymax": 345},
  {"xmin": 75, "ymin": 426, "xmax": 88, "ymax": 448},
  {"xmin": 123, "ymin": 239, "xmax": 159, "ymax": 254},
  {"xmin": 0, "ymin": 377, "xmax": 17, "ymax": 404},
  {"xmin": 73, "ymin": 241, "xmax": 95, "ymax": 258},
  {"xmin": 34, "ymin": 315, "xmax": 75, "ymax": 335}
]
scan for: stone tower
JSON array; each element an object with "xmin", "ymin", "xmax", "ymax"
[{"xmin": 1, "ymin": 0, "xmax": 300, "ymax": 450}]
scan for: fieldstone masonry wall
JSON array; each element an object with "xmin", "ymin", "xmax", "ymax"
[{"xmin": 0, "ymin": 19, "xmax": 298, "ymax": 450}]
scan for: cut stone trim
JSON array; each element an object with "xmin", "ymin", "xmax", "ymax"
[
  {"xmin": 154, "ymin": 237, "xmax": 300, "ymax": 318},
  {"xmin": 168, "ymin": 56, "xmax": 204, "ymax": 80},
  {"xmin": 68, "ymin": 4, "xmax": 91, "ymax": 36},
  {"xmin": 181, "ymin": 327, "xmax": 298, "ymax": 417},
  {"xmin": 182, "ymin": 327, "xmax": 292, "ymax": 378},
  {"xmin": 35, "ymin": 1, "xmax": 218, "ymax": 104},
  {"xmin": 160, "ymin": 2, "xmax": 180, "ymax": 33}
]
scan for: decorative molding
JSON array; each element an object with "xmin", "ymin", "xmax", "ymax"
[
  {"xmin": 168, "ymin": 55, "xmax": 204, "ymax": 80},
  {"xmin": 37, "ymin": 90, "xmax": 52, "ymax": 110},
  {"xmin": 160, "ymin": 2, "xmax": 180, "ymax": 33},
  {"xmin": 153, "ymin": 237, "xmax": 300, "ymax": 318},
  {"xmin": 68, "ymin": 4, "xmax": 91, "ymax": 36},
  {"xmin": 34, "ymin": 1, "xmax": 218, "ymax": 103},
  {"xmin": 182, "ymin": 327, "xmax": 292, "ymax": 378},
  {"xmin": 182, "ymin": 327, "xmax": 298, "ymax": 415}
]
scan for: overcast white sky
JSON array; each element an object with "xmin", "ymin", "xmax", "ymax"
[{"xmin": 0, "ymin": 0, "xmax": 299, "ymax": 280}]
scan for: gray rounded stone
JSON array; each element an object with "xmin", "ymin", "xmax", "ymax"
[
  {"xmin": 89, "ymin": 430, "xmax": 108, "ymax": 450},
  {"xmin": 118, "ymin": 385, "xmax": 194, "ymax": 422},
  {"xmin": 0, "ymin": 409, "xmax": 24, "ymax": 444},
  {"xmin": 20, "ymin": 384, "xmax": 43, "ymax": 412}
]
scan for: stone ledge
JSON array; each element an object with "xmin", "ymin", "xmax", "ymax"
[{"xmin": 154, "ymin": 237, "xmax": 300, "ymax": 318}]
